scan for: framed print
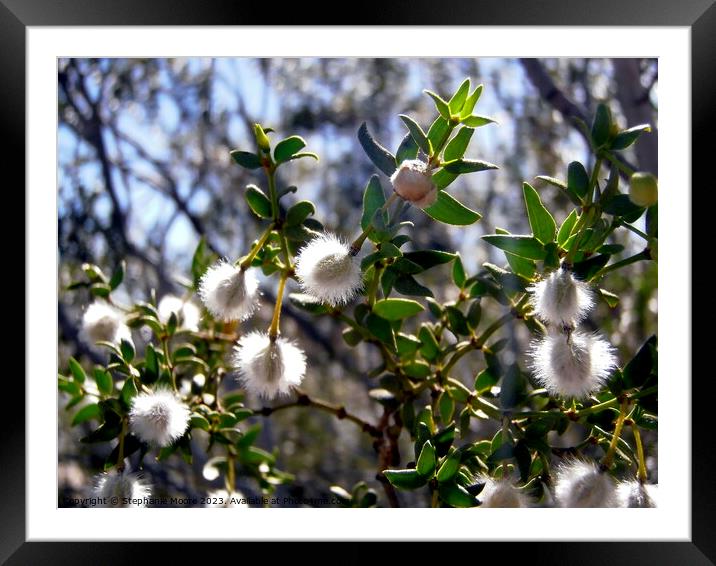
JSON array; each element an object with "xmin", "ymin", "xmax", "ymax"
[{"xmin": 4, "ymin": 0, "xmax": 712, "ymax": 562}]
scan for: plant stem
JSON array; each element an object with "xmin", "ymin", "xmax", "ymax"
[
  {"xmin": 161, "ymin": 335, "xmax": 176, "ymax": 391},
  {"xmin": 601, "ymin": 398, "xmax": 629, "ymax": 469},
  {"xmin": 632, "ymin": 423, "xmax": 648, "ymax": 483},
  {"xmin": 225, "ymin": 452, "xmax": 236, "ymax": 493},
  {"xmin": 257, "ymin": 390, "xmax": 379, "ymax": 436},
  {"xmin": 586, "ymin": 157, "xmax": 603, "ymax": 206},
  {"xmin": 268, "ymin": 271, "xmax": 288, "ymax": 340},
  {"xmin": 266, "ymin": 165, "xmax": 279, "ymax": 221},
  {"xmin": 239, "ymin": 223, "xmax": 275, "ymax": 270},
  {"xmin": 601, "ymin": 150, "xmax": 636, "ymax": 177},
  {"xmin": 619, "ymin": 220, "xmax": 650, "ymax": 241},
  {"xmin": 349, "ymin": 193, "xmax": 400, "ymax": 255}
]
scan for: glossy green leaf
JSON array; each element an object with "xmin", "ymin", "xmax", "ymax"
[
  {"xmin": 109, "ymin": 260, "xmax": 125, "ymax": 290},
  {"xmin": 230, "ymin": 150, "xmax": 262, "ymax": 169},
  {"xmin": 417, "ymin": 440, "xmax": 437, "ymax": 477},
  {"xmin": 439, "ymin": 483, "xmax": 478, "ymax": 507},
  {"xmin": 522, "ymin": 182, "xmax": 556, "ymax": 244},
  {"xmin": 610, "ymin": 124, "xmax": 652, "ymax": 150},
  {"xmin": 72, "ymin": 403, "xmax": 102, "ymax": 426},
  {"xmin": 461, "ymin": 115, "xmax": 496, "ymax": 128},
  {"xmin": 373, "ymin": 298, "xmax": 424, "ymax": 320},
  {"xmin": 423, "ymin": 191, "xmax": 482, "ymax": 226},
  {"xmin": 245, "ymin": 185, "xmax": 272, "ymax": 219},
  {"xmin": 424, "ymin": 90, "xmax": 451, "ymax": 119},
  {"xmin": 459, "ymin": 84, "xmax": 483, "ymax": 118},
  {"xmin": 366, "ymin": 313, "xmax": 396, "ymax": 350},
  {"xmin": 383, "ymin": 469, "xmax": 428, "ymax": 490},
  {"xmin": 436, "ymin": 450, "xmax": 461, "ymax": 482},
  {"xmin": 395, "ymin": 133, "xmax": 419, "ymax": 164},
  {"xmin": 448, "ymin": 78, "xmax": 471, "ymax": 114},
  {"xmin": 190, "ymin": 413, "xmax": 210, "ymax": 431},
  {"xmin": 399, "ymin": 114, "xmax": 432, "ymax": 155},
  {"xmin": 442, "ymin": 158, "xmax": 498, "ymax": 174},
  {"xmin": 120, "ymin": 339, "xmax": 135, "ymax": 363},
  {"xmin": 68, "ymin": 357, "xmax": 86, "ymax": 384},
  {"xmin": 591, "ymin": 103, "xmax": 612, "ymax": 147},
  {"xmin": 567, "ymin": 161, "xmax": 590, "ymax": 201},
  {"xmin": 443, "ymin": 127, "xmax": 474, "ymax": 162},
  {"xmin": 285, "ymin": 200, "xmax": 315, "ymax": 227},
  {"xmin": 358, "ymin": 122, "xmax": 397, "ymax": 176},
  {"xmin": 557, "ymin": 209, "xmax": 579, "ymax": 247},
  {"xmin": 427, "ymin": 117, "xmax": 451, "ymax": 151},
  {"xmin": 482, "ymin": 235, "xmax": 546, "ymax": 260},
  {"xmin": 93, "ymin": 368, "xmax": 113, "ymax": 396},
  {"xmin": 452, "ymin": 254, "xmax": 466, "ymax": 287},
  {"xmin": 274, "ymin": 135, "xmax": 306, "ymax": 163},
  {"xmin": 360, "ymin": 175, "xmax": 386, "ymax": 232}
]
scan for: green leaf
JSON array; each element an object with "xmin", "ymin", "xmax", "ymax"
[
  {"xmin": 461, "ymin": 115, "xmax": 496, "ymax": 128},
  {"xmin": 285, "ymin": 200, "xmax": 315, "ymax": 227},
  {"xmin": 417, "ymin": 441, "xmax": 437, "ymax": 477},
  {"xmin": 366, "ymin": 313, "xmax": 396, "ymax": 350},
  {"xmin": 357, "ymin": 122, "xmax": 397, "ymax": 176},
  {"xmin": 399, "ymin": 115, "xmax": 431, "ymax": 155},
  {"xmin": 610, "ymin": 124, "xmax": 652, "ymax": 150},
  {"xmin": 567, "ymin": 161, "xmax": 590, "ymax": 201},
  {"xmin": 419, "ymin": 325, "xmax": 440, "ymax": 361},
  {"xmin": 373, "ymin": 298, "xmax": 424, "ymax": 321},
  {"xmin": 190, "ymin": 413, "xmax": 210, "ymax": 431},
  {"xmin": 591, "ymin": 104, "xmax": 612, "ymax": 147},
  {"xmin": 423, "ymin": 191, "xmax": 482, "ymax": 226},
  {"xmin": 394, "ymin": 274, "xmax": 433, "ymax": 298},
  {"xmin": 439, "ymin": 483, "xmax": 478, "ymax": 507},
  {"xmin": 144, "ymin": 344, "xmax": 159, "ymax": 382},
  {"xmin": 442, "ymin": 159, "xmax": 498, "ymax": 174},
  {"xmin": 120, "ymin": 339, "xmax": 135, "ymax": 363},
  {"xmin": 90, "ymin": 283, "xmax": 111, "ymax": 298},
  {"xmin": 396, "ymin": 133, "xmax": 419, "ymax": 164},
  {"xmin": 535, "ymin": 175, "xmax": 567, "ymax": 190},
  {"xmin": 505, "ymin": 252, "xmax": 536, "ymax": 280},
  {"xmin": 245, "ymin": 185, "xmax": 272, "ymax": 219},
  {"xmin": 68, "ymin": 357, "xmax": 86, "ymax": 384},
  {"xmin": 285, "ymin": 151, "xmax": 319, "ymax": 162},
  {"xmin": 622, "ymin": 335, "xmax": 657, "ymax": 389},
  {"xmin": 445, "ymin": 306, "xmax": 470, "ymax": 336},
  {"xmin": 444, "ymin": 127, "xmax": 474, "ymax": 163},
  {"xmin": 452, "ymin": 254, "xmax": 466, "ymax": 287},
  {"xmin": 424, "ymin": 90, "xmax": 451, "ymax": 119},
  {"xmin": 403, "ymin": 250, "xmax": 455, "ymax": 270},
  {"xmin": 439, "ymin": 392, "xmax": 455, "ymax": 424},
  {"xmin": 436, "ymin": 450, "xmax": 461, "ymax": 482},
  {"xmin": 109, "ymin": 260, "xmax": 125, "ymax": 290},
  {"xmin": 523, "ymin": 182, "xmax": 557, "ymax": 244},
  {"xmin": 120, "ymin": 378, "xmax": 138, "ymax": 409},
  {"xmin": 383, "ymin": 469, "xmax": 428, "ymax": 490},
  {"xmin": 360, "ymin": 175, "xmax": 386, "ymax": 232},
  {"xmin": 448, "ymin": 78, "xmax": 471, "ymax": 114},
  {"xmin": 482, "ymin": 235, "xmax": 546, "ymax": 260},
  {"xmin": 467, "ymin": 301, "xmax": 482, "ymax": 330},
  {"xmin": 460, "ymin": 84, "xmax": 483, "ymax": 118},
  {"xmin": 274, "ymin": 135, "xmax": 306, "ymax": 163},
  {"xmin": 230, "ymin": 150, "xmax": 262, "ymax": 169},
  {"xmin": 557, "ymin": 210, "xmax": 579, "ymax": 247},
  {"xmin": 72, "ymin": 403, "xmax": 102, "ymax": 426},
  {"xmin": 427, "ymin": 117, "xmax": 451, "ymax": 152},
  {"xmin": 599, "ymin": 288, "xmax": 620, "ymax": 308},
  {"xmin": 94, "ymin": 368, "xmax": 113, "ymax": 396}
]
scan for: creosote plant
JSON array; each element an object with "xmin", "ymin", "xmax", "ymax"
[{"xmin": 60, "ymin": 78, "xmax": 658, "ymax": 508}]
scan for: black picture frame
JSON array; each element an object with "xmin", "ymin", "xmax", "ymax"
[{"xmin": 4, "ymin": 0, "xmax": 710, "ymax": 563}]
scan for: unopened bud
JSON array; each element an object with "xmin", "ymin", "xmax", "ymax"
[
  {"xmin": 629, "ymin": 172, "xmax": 658, "ymax": 207},
  {"xmin": 253, "ymin": 123, "xmax": 271, "ymax": 153}
]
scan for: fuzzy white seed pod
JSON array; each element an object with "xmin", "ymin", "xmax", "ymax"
[
  {"xmin": 198, "ymin": 261, "xmax": 260, "ymax": 322},
  {"xmin": 158, "ymin": 295, "xmax": 201, "ymax": 331},
  {"xmin": 204, "ymin": 489, "xmax": 250, "ymax": 508},
  {"xmin": 477, "ymin": 477, "xmax": 531, "ymax": 508},
  {"xmin": 554, "ymin": 459, "xmax": 618, "ymax": 507},
  {"xmin": 92, "ymin": 469, "xmax": 151, "ymax": 507},
  {"xmin": 529, "ymin": 329, "xmax": 617, "ymax": 399},
  {"xmin": 81, "ymin": 302, "xmax": 132, "ymax": 347},
  {"xmin": 616, "ymin": 480, "xmax": 657, "ymax": 508},
  {"xmin": 528, "ymin": 267, "xmax": 594, "ymax": 328},
  {"xmin": 129, "ymin": 388, "xmax": 191, "ymax": 447},
  {"xmin": 294, "ymin": 233, "xmax": 363, "ymax": 307},
  {"xmin": 390, "ymin": 159, "xmax": 437, "ymax": 208},
  {"xmin": 233, "ymin": 331, "xmax": 306, "ymax": 400}
]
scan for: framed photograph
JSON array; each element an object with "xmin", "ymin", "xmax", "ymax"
[{"xmin": 5, "ymin": 0, "xmax": 710, "ymax": 562}]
